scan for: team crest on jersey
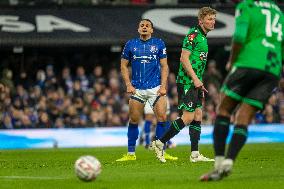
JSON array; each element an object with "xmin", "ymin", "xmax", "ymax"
[
  {"xmin": 187, "ymin": 33, "xmax": 197, "ymax": 41},
  {"xmin": 150, "ymin": 45, "xmax": 158, "ymax": 53}
]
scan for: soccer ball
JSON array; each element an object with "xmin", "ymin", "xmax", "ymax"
[{"xmin": 74, "ymin": 155, "xmax": 102, "ymax": 181}]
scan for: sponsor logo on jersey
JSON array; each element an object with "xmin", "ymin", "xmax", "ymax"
[
  {"xmin": 133, "ymin": 55, "xmax": 157, "ymax": 63},
  {"xmin": 200, "ymin": 52, "xmax": 208, "ymax": 61}
]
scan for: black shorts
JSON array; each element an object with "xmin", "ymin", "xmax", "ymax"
[
  {"xmin": 221, "ymin": 67, "xmax": 279, "ymax": 109},
  {"xmin": 177, "ymin": 83, "xmax": 204, "ymax": 113}
]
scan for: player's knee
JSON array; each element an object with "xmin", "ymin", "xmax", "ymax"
[
  {"xmin": 235, "ymin": 111, "xmax": 251, "ymax": 125},
  {"xmin": 129, "ymin": 115, "xmax": 140, "ymax": 124},
  {"xmin": 217, "ymin": 105, "xmax": 231, "ymax": 117},
  {"xmin": 181, "ymin": 111, "xmax": 195, "ymax": 125},
  {"xmin": 194, "ymin": 108, "xmax": 202, "ymax": 121},
  {"xmin": 235, "ymin": 105, "xmax": 256, "ymax": 125},
  {"xmin": 156, "ymin": 114, "xmax": 167, "ymax": 122},
  {"xmin": 129, "ymin": 120, "xmax": 139, "ymax": 124},
  {"xmin": 217, "ymin": 96, "xmax": 238, "ymax": 116},
  {"xmin": 145, "ymin": 114, "xmax": 154, "ymax": 121}
]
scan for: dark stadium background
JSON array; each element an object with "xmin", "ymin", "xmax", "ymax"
[{"xmin": 0, "ymin": 0, "xmax": 283, "ymax": 135}]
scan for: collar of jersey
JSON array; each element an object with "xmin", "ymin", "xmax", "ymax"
[
  {"xmin": 197, "ymin": 25, "xmax": 207, "ymax": 37},
  {"xmin": 139, "ymin": 37, "xmax": 152, "ymax": 43}
]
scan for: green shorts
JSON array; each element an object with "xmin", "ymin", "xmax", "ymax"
[
  {"xmin": 221, "ymin": 67, "xmax": 279, "ymax": 109},
  {"xmin": 177, "ymin": 83, "xmax": 203, "ymax": 113}
]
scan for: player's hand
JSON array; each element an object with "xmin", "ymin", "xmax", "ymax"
[
  {"xmin": 126, "ymin": 84, "xmax": 136, "ymax": 95},
  {"xmin": 193, "ymin": 78, "xmax": 203, "ymax": 88},
  {"xmin": 200, "ymin": 85, "xmax": 208, "ymax": 93},
  {"xmin": 157, "ymin": 86, "xmax": 167, "ymax": 96},
  {"xmin": 193, "ymin": 78, "xmax": 208, "ymax": 93}
]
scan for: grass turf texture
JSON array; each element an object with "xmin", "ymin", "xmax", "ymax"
[{"xmin": 0, "ymin": 143, "xmax": 283, "ymax": 189}]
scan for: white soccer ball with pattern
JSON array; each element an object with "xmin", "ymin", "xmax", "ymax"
[{"xmin": 74, "ymin": 155, "xmax": 102, "ymax": 181}]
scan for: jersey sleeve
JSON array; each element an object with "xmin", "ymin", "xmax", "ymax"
[
  {"xmin": 233, "ymin": 2, "xmax": 250, "ymax": 44},
  {"xmin": 121, "ymin": 40, "xmax": 131, "ymax": 60},
  {"xmin": 182, "ymin": 30, "xmax": 198, "ymax": 52},
  {"xmin": 158, "ymin": 39, "xmax": 167, "ymax": 59}
]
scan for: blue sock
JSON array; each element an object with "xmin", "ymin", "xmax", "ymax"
[
  {"xmin": 156, "ymin": 122, "xmax": 166, "ymax": 150},
  {"xmin": 166, "ymin": 121, "xmax": 171, "ymax": 130},
  {"xmin": 144, "ymin": 120, "xmax": 152, "ymax": 146},
  {"xmin": 156, "ymin": 122, "xmax": 166, "ymax": 139},
  {"xmin": 127, "ymin": 123, "xmax": 139, "ymax": 153}
]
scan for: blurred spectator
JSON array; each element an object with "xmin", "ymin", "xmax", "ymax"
[
  {"xmin": 279, "ymin": 103, "xmax": 284, "ymax": 123},
  {"xmin": 15, "ymin": 71, "xmax": 30, "ymax": 89},
  {"xmin": 263, "ymin": 104, "xmax": 275, "ymax": 124},
  {"xmin": 35, "ymin": 69, "xmax": 46, "ymax": 90},
  {"xmin": 203, "ymin": 60, "xmax": 223, "ymax": 90},
  {"xmin": 45, "ymin": 65, "xmax": 57, "ymax": 90},
  {"xmin": 54, "ymin": 117, "xmax": 65, "ymax": 128},
  {"xmin": 59, "ymin": 67, "xmax": 73, "ymax": 95},
  {"xmin": 37, "ymin": 111, "xmax": 52, "ymax": 128},
  {"xmin": 0, "ymin": 68, "xmax": 15, "ymax": 94},
  {"xmin": 89, "ymin": 65, "xmax": 106, "ymax": 87},
  {"xmin": 75, "ymin": 66, "xmax": 89, "ymax": 92},
  {"xmin": 1, "ymin": 112, "xmax": 13, "ymax": 129},
  {"xmin": 203, "ymin": 102, "xmax": 216, "ymax": 124},
  {"xmin": 72, "ymin": 80, "xmax": 84, "ymax": 98}
]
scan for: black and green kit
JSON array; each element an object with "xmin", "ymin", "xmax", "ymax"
[
  {"xmin": 176, "ymin": 26, "xmax": 208, "ymax": 112},
  {"xmin": 221, "ymin": 0, "xmax": 284, "ymax": 109}
]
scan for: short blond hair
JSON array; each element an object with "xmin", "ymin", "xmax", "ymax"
[{"xmin": 198, "ymin": 7, "xmax": 217, "ymax": 20}]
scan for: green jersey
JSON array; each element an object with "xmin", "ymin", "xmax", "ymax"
[
  {"xmin": 176, "ymin": 26, "xmax": 208, "ymax": 87},
  {"xmin": 233, "ymin": 0, "xmax": 284, "ymax": 78}
]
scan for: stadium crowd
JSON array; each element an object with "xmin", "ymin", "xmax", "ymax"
[
  {"xmin": 5, "ymin": 0, "xmax": 284, "ymax": 7},
  {"xmin": 1, "ymin": 53, "xmax": 284, "ymax": 129}
]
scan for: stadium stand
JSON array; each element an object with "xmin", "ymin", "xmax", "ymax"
[{"xmin": 0, "ymin": 0, "xmax": 284, "ymax": 129}]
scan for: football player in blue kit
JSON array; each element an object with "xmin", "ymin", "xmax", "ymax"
[{"xmin": 116, "ymin": 19, "xmax": 177, "ymax": 161}]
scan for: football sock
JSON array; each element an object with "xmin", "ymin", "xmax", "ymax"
[
  {"xmin": 166, "ymin": 121, "xmax": 173, "ymax": 146},
  {"xmin": 127, "ymin": 123, "xmax": 139, "ymax": 153},
  {"xmin": 160, "ymin": 118, "xmax": 185, "ymax": 144},
  {"xmin": 144, "ymin": 120, "xmax": 152, "ymax": 146},
  {"xmin": 156, "ymin": 121, "xmax": 166, "ymax": 139},
  {"xmin": 213, "ymin": 115, "xmax": 230, "ymax": 156},
  {"xmin": 156, "ymin": 121, "xmax": 167, "ymax": 150},
  {"xmin": 227, "ymin": 125, "xmax": 248, "ymax": 160},
  {"xmin": 189, "ymin": 120, "xmax": 201, "ymax": 152}
]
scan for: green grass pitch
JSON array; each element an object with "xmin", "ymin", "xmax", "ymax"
[{"xmin": 0, "ymin": 143, "xmax": 284, "ymax": 189}]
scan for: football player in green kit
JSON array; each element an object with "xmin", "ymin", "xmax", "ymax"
[
  {"xmin": 200, "ymin": 0, "xmax": 284, "ymax": 181},
  {"xmin": 150, "ymin": 7, "xmax": 217, "ymax": 163}
]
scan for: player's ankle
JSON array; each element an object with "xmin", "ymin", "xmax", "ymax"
[
  {"xmin": 191, "ymin": 151, "xmax": 200, "ymax": 157},
  {"xmin": 214, "ymin": 156, "xmax": 225, "ymax": 170}
]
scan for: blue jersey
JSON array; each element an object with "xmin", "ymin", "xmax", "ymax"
[{"xmin": 121, "ymin": 37, "xmax": 167, "ymax": 90}]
